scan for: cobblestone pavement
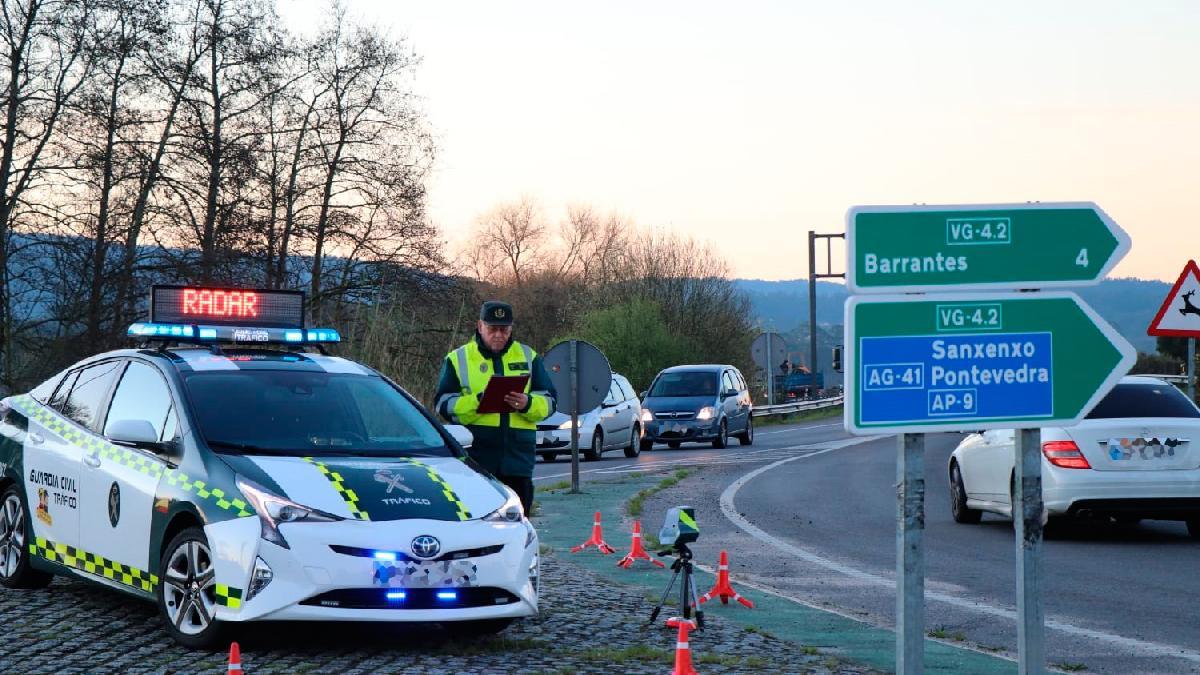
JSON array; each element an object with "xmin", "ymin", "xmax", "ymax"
[{"xmin": 0, "ymin": 548, "xmax": 878, "ymax": 674}]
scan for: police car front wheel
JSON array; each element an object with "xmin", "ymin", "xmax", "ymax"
[
  {"xmin": 159, "ymin": 528, "xmax": 228, "ymax": 648},
  {"xmin": 0, "ymin": 485, "xmax": 52, "ymax": 589}
]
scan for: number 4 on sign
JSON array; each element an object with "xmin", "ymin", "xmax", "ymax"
[{"xmin": 1076, "ymin": 249, "xmax": 1089, "ymax": 267}]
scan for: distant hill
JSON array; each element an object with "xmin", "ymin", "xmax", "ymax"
[{"xmin": 735, "ymin": 276, "xmax": 1171, "ymax": 356}]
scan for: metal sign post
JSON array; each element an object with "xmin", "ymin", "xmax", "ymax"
[
  {"xmin": 766, "ymin": 332, "xmax": 774, "ymax": 405},
  {"xmin": 543, "ymin": 339, "xmax": 612, "ymax": 495},
  {"xmin": 1014, "ymin": 428, "xmax": 1045, "ymax": 674},
  {"xmin": 896, "ymin": 433, "xmax": 925, "ymax": 675},
  {"xmin": 1190, "ymin": 339, "xmax": 1196, "ymax": 403},
  {"xmin": 569, "ymin": 340, "xmax": 580, "ymax": 493}
]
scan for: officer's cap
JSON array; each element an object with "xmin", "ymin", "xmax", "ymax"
[{"xmin": 480, "ymin": 300, "xmax": 514, "ymax": 326}]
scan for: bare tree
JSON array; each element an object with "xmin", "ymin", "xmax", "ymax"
[
  {"xmin": 0, "ymin": 0, "xmax": 94, "ymax": 386},
  {"xmin": 463, "ymin": 196, "xmax": 545, "ymax": 285}
]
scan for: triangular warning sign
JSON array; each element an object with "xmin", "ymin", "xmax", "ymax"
[{"xmin": 1148, "ymin": 260, "xmax": 1200, "ymax": 337}]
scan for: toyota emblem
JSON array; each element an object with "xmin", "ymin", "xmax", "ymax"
[{"xmin": 411, "ymin": 535, "xmax": 441, "ymax": 559}]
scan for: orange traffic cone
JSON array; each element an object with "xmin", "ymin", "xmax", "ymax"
[
  {"xmin": 699, "ymin": 550, "xmax": 754, "ymax": 608},
  {"xmin": 228, "ymin": 642, "xmax": 244, "ymax": 675},
  {"xmin": 666, "ymin": 617, "xmax": 699, "ymax": 675},
  {"xmin": 617, "ymin": 520, "xmax": 666, "ymax": 569},
  {"xmin": 570, "ymin": 511, "xmax": 616, "ymax": 554}
]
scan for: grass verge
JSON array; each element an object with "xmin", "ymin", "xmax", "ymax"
[{"xmin": 627, "ymin": 468, "xmax": 696, "ymax": 519}]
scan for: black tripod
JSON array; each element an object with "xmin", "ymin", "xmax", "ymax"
[{"xmin": 646, "ymin": 543, "xmax": 704, "ymax": 629}]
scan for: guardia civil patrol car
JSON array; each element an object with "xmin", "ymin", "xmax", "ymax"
[{"xmin": 0, "ymin": 286, "xmax": 538, "ymax": 648}]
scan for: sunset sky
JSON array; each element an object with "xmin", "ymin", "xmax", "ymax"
[{"xmin": 289, "ymin": 1, "xmax": 1199, "ymax": 282}]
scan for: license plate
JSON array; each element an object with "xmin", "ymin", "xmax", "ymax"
[
  {"xmin": 374, "ymin": 559, "xmax": 478, "ymax": 587},
  {"xmin": 1106, "ymin": 437, "xmax": 1185, "ymax": 461}
]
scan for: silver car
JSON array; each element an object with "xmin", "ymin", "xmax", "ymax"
[{"xmin": 536, "ymin": 373, "xmax": 644, "ymax": 461}]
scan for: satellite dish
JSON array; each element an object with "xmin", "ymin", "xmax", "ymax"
[{"xmin": 544, "ymin": 340, "xmax": 612, "ymax": 414}]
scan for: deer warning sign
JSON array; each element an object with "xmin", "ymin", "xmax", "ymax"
[{"xmin": 1148, "ymin": 260, "xmax": 1200, "ymax": 337}]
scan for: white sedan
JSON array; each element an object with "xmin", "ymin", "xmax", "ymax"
[
  {"xmin": 948, "ymin": 376, "xmax": 1200, "ymax": 535},
  {"xmin": 535, "ymin": 373, "xmax": 643, "ymax": 461}
]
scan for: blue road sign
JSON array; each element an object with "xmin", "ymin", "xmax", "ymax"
[{"xmin": 858, "ymin": 332, "xmax": 1053, "ymax": 425}]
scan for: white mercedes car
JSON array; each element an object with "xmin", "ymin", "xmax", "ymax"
[
  {"xmin": 0, "ymin": 286, "xmax": 538, "ymax": 648},
  {"xmin": 948, "ymin": 376, "xmax": 1200, "ymax": 534}
]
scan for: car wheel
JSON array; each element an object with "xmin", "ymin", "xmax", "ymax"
[
  {"xmin": 712, "ymin": 420, "xmax": 728, "ymax": 449},
  {"xmin": 1187, "ymin": 519, "xmax": 1200, "ymax": 539},
  {"xmin": 159, "ymin": 527, "xmax": 227, "ymax": 649},
  {"xmin": 584, "ymin": 429, "xmax": 603, "ymax": 461},
  {"xmin": 667, "ymin": 441, "xmax": 681, "ymax": 449},
  {"xmin": 949, "ymin": 462, "xmax": 982, "ymax": 524},
  {"xmin": 624, "ymin": 425, "xmax": 641, "ymax": 458},
  {"xmin": 737, "ymin": 417, "xmax": 754, "ymax": 446},
  {"xmin": 443, "ymin": 618, "xmax": 515, "ymax": 639},
  {"xmin": 538, "ymin": 452, "xmax": 557, "ymax": 462},
  {"xmin": 639, "ymin": 438, "xmax": 654, "ymax": 452},
  {"xmin": 0, "ymin": 485, "xmax": 52, "ymax": 589}
]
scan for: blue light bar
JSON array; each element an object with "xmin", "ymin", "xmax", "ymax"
[
  {"xmin": 386, "ymin": 591, "xmax": 406, "ymax": 601},
  {"xmin": 373, "ymin": 551, "xmax": 397, "ymax": 561},
  {"xmin": 306, "ymin": 329, "xmax": 341, "ymax": 343},
  {"xmin": 127, "ymin": 323, "xmax": 343, "ymax": 347},
  {"xmin": 128, "ymin": 323, "xmax": 194, "ymax": 338},
  {"xmin": 436, "ymin": 591, "xmax": 458, "ymax": 601}
]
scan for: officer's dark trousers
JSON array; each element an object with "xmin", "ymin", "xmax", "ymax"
[{"xmin": 498, "ymin": 474, "xmax": 534, "ymax": 515}]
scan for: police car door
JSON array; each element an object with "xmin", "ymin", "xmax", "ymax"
[
  {"xmin": 25, "ymin": 362, "xmax": 123, "ymax": 553},
  {"xmin": 80, "ymin": 360, "xmax": 172, "ymax": 584}
]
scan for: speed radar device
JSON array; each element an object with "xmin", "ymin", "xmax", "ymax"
[
  {"xmin": 657, "ymin": 506, "xmax": 698, "ymax": 549},
  {"xmin": 648, "ymin": 506, "xmax": 704, "ymax": 628}
]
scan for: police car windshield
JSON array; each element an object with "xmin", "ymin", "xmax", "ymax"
[
  {"xmin": 648, "ymin": 372, "xmax": 718, "ymax": 398},
  {"xmin": 183, "ymin": 370, "xmax": 452, "ymax": 457}
]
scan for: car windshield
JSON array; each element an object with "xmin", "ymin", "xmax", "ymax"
[
  {"xmin": 1085, "ymin": 383, "xmax": 1200, "ymax": 419},
  {"xmin": 182, "ymin": 370, "xmax": 452, "ymax": 456},
  {"xmin": 648, "ymin": 372, "xmax": 718, "ymax": 398}
]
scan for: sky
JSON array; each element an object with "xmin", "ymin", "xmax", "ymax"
[{"xmin": 286, "ymin": 1, "xmax": 1199, "ymax": 282}]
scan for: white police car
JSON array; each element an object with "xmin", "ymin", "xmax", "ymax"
[{"xmin": 0, "ymin": 286, "xmax": 538, "ymax": 647}]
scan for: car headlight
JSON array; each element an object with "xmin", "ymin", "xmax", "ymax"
[
  {"xmin": 237, "ymin": 477, "xmax": 342, "ymax": 549},
  {"xmin": 557, "ymin": 419, "xmax": 576, "ymax": 430},
  {"xmin": 696, "ymin": 406, "xmax": 715, "ymax": 421},
  {"xmin": 640, "ymin": 409, "xmax": 654, "ymax": 422},
  {"xmin": 482, "ymin": 493, "xmax": 524, "ymax": 523}
]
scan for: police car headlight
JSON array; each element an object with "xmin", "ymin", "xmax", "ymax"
[
  {"xmin": 482, "ymin": 494, "xmax": 524, "ymax": 524},
  {"xmin": 237, "ymin": 477, "xmax": 342, "ymax": 549}
]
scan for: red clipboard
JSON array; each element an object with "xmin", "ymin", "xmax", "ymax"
[{"xmin": 476, "ymin": 375, "xmax": 530, "ymax": 414}]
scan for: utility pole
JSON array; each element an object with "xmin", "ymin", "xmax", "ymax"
[{"xmin": 808, "ymin": 231, "xmax": 845, "ymax": 395}]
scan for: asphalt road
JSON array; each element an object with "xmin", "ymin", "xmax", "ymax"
[{"xmin": 596, "ymin": 416, "xmax": 1200, "ymax": 674}]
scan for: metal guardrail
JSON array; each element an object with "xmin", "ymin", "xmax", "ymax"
[{"xmin": 752, "ymin": 395, "xmax": 844, "ymax": 417}]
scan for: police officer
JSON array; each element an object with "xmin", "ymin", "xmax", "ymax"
[{"xmin": 435, "ymin": 301, "xmax": 556, "ymax": 514}]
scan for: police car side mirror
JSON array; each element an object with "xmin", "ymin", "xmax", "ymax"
[
  {"xmin": 445, "ymin": 424, "xmax": 473, "ymax": 449},
  {"xmin": 108, "ymin": 419, "xmax": 176, "ymax": 459}
]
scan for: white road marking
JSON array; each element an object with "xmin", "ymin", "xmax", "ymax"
[{"xmin": 719, "ymin": 441, "xmax": 1200, "ymax": 665}]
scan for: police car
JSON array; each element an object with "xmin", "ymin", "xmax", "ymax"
[{"xmin": 0, "ymin": 286, "xmax": 538, "ymax": 648}]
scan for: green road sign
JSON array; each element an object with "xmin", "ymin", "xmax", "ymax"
[
  {"xmin": 844, "ymin": 291, "xmax": 1135, "ymax": 435},
  {"xmin": 847, "ymin": 202, "xmax": 1130, "ymax": 293}
]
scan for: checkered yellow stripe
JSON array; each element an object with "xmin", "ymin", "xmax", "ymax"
[
  {"xmin": 303, "ymin": 457, "xmax": 370, "ymax": 520},
  {"xmin": 9, "ymin": 396, "xmax": 252, "ymax": 518},
  {"xmin": 215, "ymin": 583, "xmax": 243, "ymax": 609},
  {"xmin": 29, "ymin": 537, "xmax": 159, "ymax": 593},
  {"xmin": 402, "ymin": 458, "xmax": 472, "ymax": 521}
]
